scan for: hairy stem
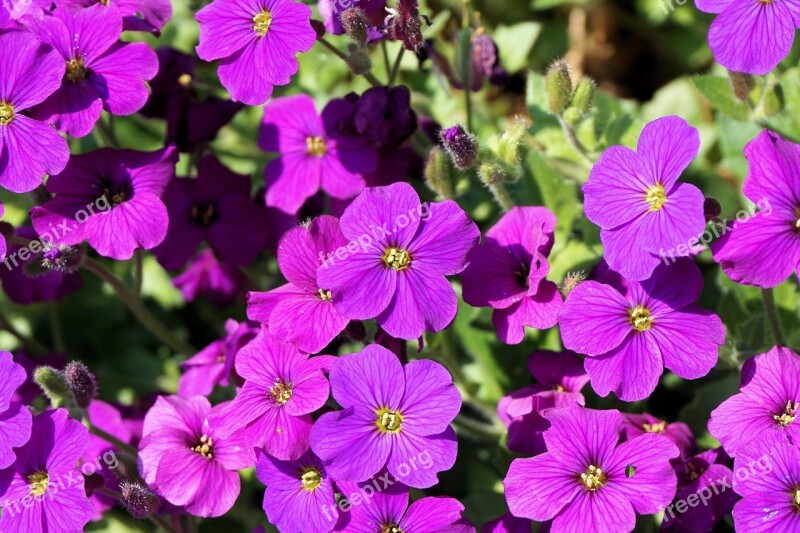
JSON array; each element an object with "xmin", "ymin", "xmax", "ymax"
[{"xmin": 761, "ymin": 288, "xmax": 787, "ymax": 346}]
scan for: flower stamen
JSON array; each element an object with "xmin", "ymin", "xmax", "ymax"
[
  {"xmin": 66, "ymin": 58, "xmax": 88, "ymax": 83},
  {"xmin": 382, "ymin": 247, "xmax": 411, "ymax": 270},
  {"xmin": 642, "ymin": 421, "xmax": 666, "ymax": 433},
  {"xmin": 774, "ymin": 400, "xmax": 798, "ymax": 428},
  {"xmin": 628, "ymin": 305, "xmax": 653, "ymax": 332},
  {"xmin": 645, "ymin": 183, "xmax": 666, "ymax": 211},
  {"xmin": 306, "ymin": 136, "xmax": 327, "ymax": 157},
  {"xmin": 580, "ymin": 464, "xmax": 606, "ymax": 491},
  {"xmin": 191, "ymin": 434, "xmax": 214, "ymax": 459},
  {"xmin": 317, "ymin": 288, "xmax": 332, "ymax": 301},
  {"xmin": 253, "ymin": 10, "xmax": 272, "ymax": 36},
  {"xmin": 28, "ymin": 471, "xmax": 49, "ymax": 497},
  {"xmin": 300, "ymin": 467, "xmax": 322, "ymax": 492},
  {"xmin": 376, "ymin": 407, "xmax": 403, "ymax": 434},
  {"xmin": 269, "ymin": 378, "xmax": 294, "ymax": 406},
  {"xmin": 0, "ymin": 102, "xmax": 14, "ymax": 126}
]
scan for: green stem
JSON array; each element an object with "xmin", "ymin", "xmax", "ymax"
[
  {"xmin": 0, "ymin": 309, "xmax": 50, "ymax": 355},
  {"xmin": 558, "ymin": 116, "xmax": 595, "ymax": 165},
  {"xmin": 49, "ymin": 303, "xmax": 65, "ymax": 352},
  {"xmin": 487, "ymin": 181, "xmax": 515, "ymax": 212},
  {"xmin": 381, "ymin": 40, "xmax": 391, "ymax": 79},
  {"xmin": 87, "ymin": 423, "xmax": 139, "ymax": 456},
  {"xmin": 388, "ymin": 46, "xmax": 406, "ymax": 86},
  {"xmin": 82, "ymin": 258, "xmax": 196, "ymax": 355},
  {"xmin": 317, "ymin": 37, "xmax": 381, "ymax": 87},
  {"xmin": 96, "ymin": 487, "xmax": 123, "ymax": 500},
  {"xmin": 453, "ymin": 414, "xmax": 504, "ymax": 440},
  {"xmin": 133, "ymin": 249, "xmax": 143, "ymax": 296},
  {"xmin": 95, "ymin": 116, "xmax": 119, "ymax": 148},
  {"xmin": 761, "ymin": 288, "xmax": 787, "ymax": 346}
]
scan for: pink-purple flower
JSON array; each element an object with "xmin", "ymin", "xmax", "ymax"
[
  {"xmin": 61, "ymin": 0, "xmax": 173, "ymax": 34},
  {"xmin": 559, "ymin": 258, "xmax": 725, "ymax": 401},
  {"xmin": 583, "ymin": 116, "xmax": 706, "ymax": 281},
  {"xmin": 0, "ymin": 351, "xmax": 32, "ymax": 469},
  {"xmin": 462, "ymin": 207, "xmax": 563, "ymax": 344},
  {"xmin": 620, "ymin": 412, "xmax": 694, "ymax": 462}
]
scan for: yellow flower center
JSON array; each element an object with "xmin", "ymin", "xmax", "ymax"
[
  {"xmin": 774, "ymin": 400, "xmax": 798, "ymax": 428},
  {"xmin": 269, "ymin": 378, "xmax": 294, "ymax": 406},
  {"xmin": 300, "ymin": 467, "xmax": 322, "ymax": 491},
  {"xmin": 66, "ymin": 58, "xmax": 88, "ymax": 82},
  {"xmin": 793, "ymin": 488, "xmax": 800, "ymax": 508},
  {"xmin": 253, "ymin": 10, "xmax": 272, "ymax": 36},
  {"xmin": 306, "ymin": 136, "xmax": 327, "ymax": 157},
  {"xmin": 0, "ymin": 102, "xmax": 13, "ymax": 125},
  {"xmin": 643, "ymin": 421, "xmax": 666, "ymax": 433},
  {"xmin": 177, "ymin": 73, "xmax": 192, "ymax": 88},
  {"xmin": 317, "ymin": 288, "xmax": 332, "ymax": 301},
  {"xmin": 382, "ymin": 247, "xmax": 411, "ymax": 270},
  {"xmin": 28, "ymin": 471, "xmax": 49, "ymax": 497},
  {"xmin": 628, "ymin": 305, "xmax": 653, "ymax": 332},
  {"xmin": 381, "ymin": 525, "xmax": 403, "ymax": 533},
  {"xmin": 794, "ymin": 206, "xmax": 800, "ymax": 232},
  {"xmin": 580, "ymin": 464, "xmax": 607, "ymax": 491},
  {"xmin": 191, "ymin": 434, "xmax": 214, "ymax": 459},
  {"xmin": 645, "ymin": 183, "xmax": 666, "ymax": 211},
  {"xmin": 376, "ymin": 408, "xmax": 403, "ymax": 434}
]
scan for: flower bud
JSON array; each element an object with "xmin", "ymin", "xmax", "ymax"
[
  {"xmin": 386, "ymin": 0, "xmax": 423, "ymax": 51},
  {"xmin": 424, "ymin": 146, "xmax": 455, "ymax": 199},
  {"xmin": 546, "ymin": 60, "xmax": 573, "ymax": 115},
  {"xmin": 559, "ymin": 270, "xmax": 586, "ymax": 298},
  {"xmin": 310, "ymin": 19, "xmax": 326, "ymax": 40},
  {"xmin": 762, "ymin": 82, "xmax": 783, "ymax": 117},
  {"xmin": 497, "ymin": 117, "xmax": 528, "ymax": 167},
  {"xmin": 478, "ymin": 161, "xmax": 508, "ymax": 186},
  {"xmin": 63, "ymin": 361, "xmax": 98, "ymax": 409},
  {"xmin": 120, "ymin": 481, "xmax": 161, "ymax": 519},
  {"xmin": 346, "ymin": 44, "xmax": 372, "ymax": 76},
  {"xmin": 703, "ymin": 197, "xmax": 722, "ymax": 222},
  {"xmin": 440, "ymin": 125, "xmax": 478, "ymax": 170},
  {"xmin": 571, "ymin": 77, "xmax": 595, "ymax": 116},
  {"xmin": 34, "ymin": 366, "xmax": 74, "ymax": 409},
  {"xmin": 341, "ymin": 7, "xmax": 369, "ymax": 43},
  {"xmin": 728, "ymin": 71, "xmax": 754, "ymax": 101},
  {"xmin": 84, "ymin": 473, "xmax": 105, "ymax": 497}
]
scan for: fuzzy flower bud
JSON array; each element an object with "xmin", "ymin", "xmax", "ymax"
[
  {"xmin": 34, "ymin": 365, "xmax": 74, "ymax": 409},
  {"xmin": 310, "ymin": 19, "xmax": 327, "ymax": 40},
  {"xmin": 728, "ymin": 71, "xmax": 754, "ymax": 101},
  {"xmin": 120, "ymin": 481, "xmax": 161, "ymax": 519},
  {"xmin": 424, "ymin": 146, "xmax": 456, "ymax": 199},
  {"xmin": 341, "ymin": 7, "xmax": 369, "ymax": 43},
  {"xmin": 559, "ymin": 270, "xmax": 586, "ymax": 298},
  {"xmin": 386, "ymin": 0, "xmax": 423, "ymax": 52},
  {"xmin": 346, "ymin": 44, "xmax": 373, "ymax": 76},
  {"xmin": 441, "ymin": 125, "xmax": 479, "ymax": 170},
  {"xmin": 63, "ymin": 361, "xmax": 97, "ymax": 409},
  {"xmin": 571, "ymin": 77, "xmax": 596, "ymax": 116},
  {"xmin": 703, "ymin": 197, "xmax": 722, "ymax": 222},
  {"xmin": 546, "ymin": 60, "xmax": 573, "ymax": 115}
]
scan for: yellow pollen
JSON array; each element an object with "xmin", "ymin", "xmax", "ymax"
[
  {"xmin": 376, "ymin": 408, "xmax": 403, "ymax": 434},
  {"xmin": 253, "ymin": 10, "xmax": 272, "ymax": 36},
  {"xmin": 306, "ymin": 136, "xmax": 327, "ymax": 157},
  {"xmin": 382, "ymin": 247, "xmax": 411, "ymax": 271},
  {"xmin": 628, "ymin": 305, "xmax": 653, "ymax": 332},
  {"xmin": 381, "ymin": 525, "xmax": 403, "ymax": 533},
  {"xmin": 554, "ymin": 384, "xmax": 565, "ymax": 392},
  {"xmin": 300, "ymin": 467, "xmax": 322, "ymax": 491},
  {"xmin": 794, "ymin": 488, "xmax": 800, "ymax": 508},
  {"xmin": 317, "ymin": 288, "xmax": 332, "ymax": 301},
  {"xmin": 773, "ymin": 400, "xmax": 798, "ymax": 428},
  {"xmin": 580, "ymin": 465, "xmax": 607, "ymax": 491},
  {"xmin": 642, "ymin": 421, "xmax": 666, "ymax": 433},
  {"xmin": 269, "ymin": 378, "xmax": 293, "ymax": 406},
  {"xmin": 191, "ymin": 434, "xmax": 214, "ymax": 459},
  {"xmin": 794, "ymin": 206, "xmax": 800, "ymax": 231},
  {"xmin": 66, "ymin": 58, "xmax": 88, "ymax": 83},
  {"xmin": 28, "ymin": 471, "xmax": 49, "ymax": 497},
  {"xmin": 645, "ymin": 183, "xmax": 667, "ymax": 211},
  {"xmin": 0, "ymin": 102, "xmax": 13, "ymax": 125},
  {"xmin": 177, "ymin": 73, "xmax": 192, "ymax": 88}
]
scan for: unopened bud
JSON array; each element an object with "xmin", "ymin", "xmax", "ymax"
[
  {"xmin": 386, "ymin": 0, "xmax": 423, "ymax": 51},
  {"xmin": 346, "ymin": 44, "xmax": 372, "ymax": 76},
  {"xmin": 441, "ymin": 125, "xmax": 478, "ymax": 170},
  {"xmin": 546, "ymin": 60, "xmax": 573, "ymax": 114},
  {"xmin": 34, "ymin": 366, "xmax": 74, "ymax": 409},
  {"xmin": 84, "ymin": 473, "xmax": 105, "ymax": 497},
  {"xmin": 26, "ymin": 245, "xmax": 85, "ymax": 277},
  {"xmin": 728, "ymin": 71, "xmax": 754, "ymax": 101},
  {"xmin": 497, "ymin": 117, "xmax": 528, "ymax": 167},
  {"xmin": 341, "ymin": 7, "xmax": 369, "ymax": 43},
  {"xmin": 562, "ymin": 107, "xmax": 583, "ymax": 126},
  {"xmin": 310, "ymin": 19, "xmax": 326, "ymax": 40},
  {"xmin": 762, "ymin": 82, "xmax": 783, "ymax": 117},
  {"xmin": 120, "ymin": 481, "xmax": 161, "ymax": 519},
  {"xmin": 63, "ymin": 361, "xmax": 97, "ymax": 409},
  {"xmin": 703, "ymin": 197, "xmax": 722, "ymax": 222},
  {"xmin": 571, "ymin": 77, "xmax": 595, "ymax": 116},
  {"xmin": 424, "ymin": 146, "xmax": 455, "ymax": 199},
  {"xmin": 559, "ymin": 270, "xmax": 586, "ymax": 298},
  {"xmin": 478, "ymin": 161, "xmax": 508, "ymax": 186}
]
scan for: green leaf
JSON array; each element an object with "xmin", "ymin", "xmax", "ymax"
[
  {"xmin": 693, "ymin": 76, "xmax": 751, "ymax": 121},
  {"xmin": 493, "ymin": 22, "xmax": 542, "ymax": 72}
]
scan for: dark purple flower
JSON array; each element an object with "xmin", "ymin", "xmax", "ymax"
[
  {"xmin": 59, "ymin": 0, "xmax": 172, "ymax": 33},
  {"xmin": 481, "ymin": 513, "xmax": 531, "ymax": 533},
  {"xmin": 385, "ymin": 0, "xmax": 423, "ymax": 51},
  {"xmin": 0, "ymin": 31, "xmax": 70, "ymax": 193},
  {"xmin": 31, "ymin": 146, "xmax": 178, "ymax": 260},
  {"xmin": 173, "ymin": 249, "xmax": 247, "ymax": 306},
  {"xmin": 29, "ymin": 4, "xmax": 159, "ymax": 137}
]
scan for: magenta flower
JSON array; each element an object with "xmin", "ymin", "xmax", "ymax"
[
  {"xmin": 732, "ymin": 431, "xmax": 800, "ymax": 530},
  {"xmin": 620, "ymin": 413, "xmax": 694, "ymax": 462},
  {"xmin": 173, "ymin": 249, "xmax": 246, "ymax": 305},
  {"xmin": 60, "ymin": 0, "xmax": 173, "ymax": 33},
  {"xmin": 709, "ymin": 346, "xmax": 800, "ymax": 457},
  {"xmin": 138, "ymin": 395, "xmax": 255, "ymax": 517},
  {"xmin": 318, "ymin": 182, "xmax": 480, "ymax": 340},
  {"xmin": 712, "ymin": 131, "xmax": 800, "ymax": 288},
  {"xmin": 334, "ymin": 480, "xmax": 475, "ymax": 532},
  {"xmin": 498, "ymin": 350, "xmax": 588, "ymax": 455},
  {"xmin": 0, "ymin": 352, "xmax": 32, "ymax": 469},
  {"xmin": 195, "ymin": 0, "xmax": 316, "ymax": 105},
  {"xmin": 462, "ymin": 207, "xmax": 563, "ymax": 344},
  {"xmin": 697, "ymin": 0, "xmax": 800, "ymax": 75},
  {"xmin": 248, "ymin": 215, "xmax": 350, "ymax": 354},
  {"xmin": 29, "ymin": 4, "xmax": 158, "ymax": 137},
  {"xmin": 260, "ymin": 94, "xmax": 378, "ymax": 214},
  {"xmin": 310, "ymin": 344, "xmax": 461, "ymax": 488},
  {"xmin": 154, "ymin": 155, "xmax": 268, "ymax": 270},
  {"xmin": 178, "ymin": 319, "xmax": 258, "ymax": 397},
  {"xmin": 559, "ymin": 258, "xmax": 725, "ymax": 401},
  {"xmin": 583, "ymin": 116, "xmax": 705, "ymax": 281},
  {"xmin": 30, "ymin": 146, "xmax": 178, "ymax": 260},
  {"xmin": 481, "ymin": 513, "xmax": 530, "ymax": 533},
  {"xmin": 0, "ymin": 31, "xmax": 69, "ymax": 193},
  {"xmin": 256, "ymin": 449, "xmax": 337, "ymax": 533},
  {"xmin": 0, "ymin": 409, "xmax": 94, "ymax": 532},
  {"xmin": 208, "ymin": 326, "xmax": 334, "ymax": 460},
  {"xmin": 504, "ymin": 403, "xmax": 679, "ymax": 532}
]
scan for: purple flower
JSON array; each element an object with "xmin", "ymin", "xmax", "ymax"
[
  {"xmin": 30, "ymin": 146, "xmax": 178, "ymax": 260},
  {"xmin": 498, "ymin": 350, "xmax": 588, "ymax": 455},
  {"xmin": 173, "ymin": 249, "xmax": 247, "ymax": 305},
  {"xmin": 310, "ymin": 344, "xmax": 461, "ymax": 488},
  {"xmin": 195, "ymin": 0, "xmax": 317, "ymax": 105},
  {"xmin": 317, "ymin": 182, "xmax": 480, "ymax": 340},
  {"xmin": 154, "ymin": 156, "xmax": 268, "ymax": 270},
  {"xmin": 696, "ymin": 0, "xmax": 800, "ymax": 75},
  {"xmin": 731, "ymin": 430, "xmax": 799, "ymax": 530},
  {"xmin": 0, "ymin": 31, "xmax": 70, "ymax": 193},
  {"xmin": 178, "ymin": 319, "xmax": 258, "ymax": 397},
  {"xmin": 712, "ymin": 131, "xmax": 800, "ymax": 288},
  {"xmin": 0, "ymin": 409, "xmax": 94, "ymax": 532},
  {"xmin": 208, "ymin": 326, "xmax": 334, "ymax": 460},
  {"xmin": 260, "ymin": 94, "xmax": 378, "ymax": 214},
  {"xmin": 709, "ymin": 346, "xmax": 800, "ymax": 457},
  {"xmin": 29, "ymin": 4, "xmax": 158, "ymax": 137},
  {"xmin": 256, "ymin": 449, "xmax": 337, "ymax": 533},
  {"xmin": 662, "ymin": 448, "xmax": 737, "ymax": 533},
  {"xmin": 481, "ymin": 513, "xmax": 531, "ymax": 533},
  {"xmin": 0, "ymin": 351, "xmax": 32, "ymax": 469},
  {"xmin": 583, "ymin": 116, "xmax": 705, "ymax": 281},
  {"xmin": 248, "ymin": 215, "xmax": 350, "ymax": 354},
  {"xmin": 60, "ymin": 0, "xmax": 172, "ymax": 33},
  {"xmin": 138, "ymin": 395, "xmax": 255, "ymax": 517},
  {"xmin": 319, "ymin": 0, "xmax": 386, "ymax": 35},
  {"xmin": 621, "ymin": 413, "xmax": 694, "ymax": 462},
  {"xmin": 462, "ymin": 207, "xmax": 563, "ymax": 344},
  {"xmin": 334, "ymin": 480, "xmax": 475, "ymax": 532},
  {"xmin": 559, "ymin": 258, "xmax": 725, "ymax": 401},
  {"xmin": 504, "ymin": 403, "xmax": 679, "ymax": 532}
]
